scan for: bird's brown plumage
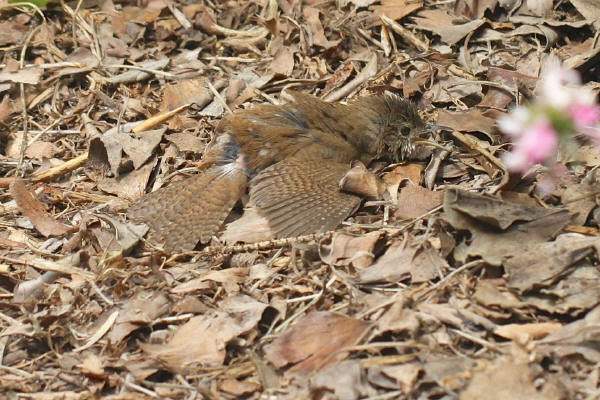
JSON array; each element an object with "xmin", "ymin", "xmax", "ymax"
[{"xmin": 128, "ymin": 92, "xmax": 427, "ymax": 252}]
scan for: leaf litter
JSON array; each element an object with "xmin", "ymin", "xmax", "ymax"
[{"xmin": 1, "ymin": 0, "xmax": 600, "ymax": 398}]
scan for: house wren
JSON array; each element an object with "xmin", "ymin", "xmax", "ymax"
[{"xmin": 128, "ymin": 92, "xmax": 429, "ymax": 252}]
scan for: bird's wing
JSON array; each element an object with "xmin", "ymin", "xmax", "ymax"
[
  {"xmin": 249, "ymin": 148, "xmax": 362, "ymax": 238},
  {"xmin": 128, "ymin": 166, "xmax": 247, "ymax": 252}
]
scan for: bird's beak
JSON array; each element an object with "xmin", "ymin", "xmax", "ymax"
[{"xmin": 426, "ymin": 123, "xmax": 453, "ymax": 133}]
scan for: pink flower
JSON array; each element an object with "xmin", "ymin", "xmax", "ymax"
[
  {"xmin": 502, "ymin": 118, "xmax": 558, "ymax": 173},
  {"xmin": 570, "ymin": 102, "xmax": 600, "ymax": 127}
]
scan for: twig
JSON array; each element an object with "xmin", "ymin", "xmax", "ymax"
[
  {"xmin": 324, "ymin": 54, "xmax": 378, "ymax": 102},
  {"xmin": 31, "ymin": 151, "xmax": 89, "ymax": 182},
  {"xmin": 17, "ymin": 24, "xmax": 43, "ymax": 176},
  {"xmin": 165, "ymin": 231, "xmax": 335, "ymax": 264},
  {"xmin": 450, "ymin": 130, "xmax": 510, "ymax": 193},
  {"xmin": 380, "ymin": 14, "xmax": 429, "ymax": 52},
  {"xmin": 132, "ymin": 103, "xmax": 191, "ymax": 133},
  {"xmin": 105, "ymin": 64, "xmax": 177, "ymax": 78},
  {"xmin": 207, "ymin": 80, "xmax": 233, "ymax": 114}
]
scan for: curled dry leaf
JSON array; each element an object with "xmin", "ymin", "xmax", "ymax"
[
  {"xmin": 321, "ymin": 231, "xmax": 381, "ymax": 268},
  {"xmin": 108, "ymin": 291, "xmax": 170, "ymax": 345},
  {"xmin": 358, "ymin": 241, "xmax": 448, "ymax": 284},
  {"xmin": 142, "ymin": 294, "xmax": 267, "ymax": 372},
  {"xmin": 9, "ymin": 179, "xmax": 70, "ymax": 237},
  {"xmin": 504, "ymin": 234, "xmax": 600, "ymax": 293}
]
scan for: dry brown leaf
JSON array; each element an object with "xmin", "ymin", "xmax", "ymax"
[
  {"xmin": 25, "ymin": 142, "xmax": 58, "ymax": 160},
  {"xmin": 436, "ymin": 109, "xmax": 497, "ymax": 135},
  {"xmin": 376, "ymin": 297, "xmax": 420, "ymax": 335},
  {"xmin": 444, "ymin": 188, "xmax": 560, "ymax": 230},
  {"xmin": 455, "ymin": 0, "xmax": 500, "ymax": 18},
  {"xmin": 80, "ymin": 353, "xmax": 106, "ymax": 379},
  {"xmin": 372, "ymin": 0, "xmax": 423, "ymax": 21},
  {"xmin": 0, "ymin": 68, "xmax": 43, "ymax": 85},
  {"xmin": 0, "ymin": 95, "xmax": 15, "ymax": 121},
  {"xmin": 166, "ymin": 132, "xmax": 205, "ymax": 153},
  {"xmin": 160, "ymin": 79, "xmax": 210, "ymax": 129},
  {"xmin": 427, "ymin": 75, "xmax": 483, "ymax": 103},
  {"xmin": 383, "ymin": 163, "xmax": 423, "ymax": 186},
  {"xmin": 0, "ymin": 17, "xmax": 29, "ymax": 46},
  {"xmin": 460, "ymin": 360, "xmax": 563, "ymax": 400},
  {"xmin": 381, "ymin": 363, "xmax": 422, "ymax": 393},
  {"xmin": 394, "ymin": 184, "xmax": 443, "ymax": 220},
  {"xmin": 219, "ymin": 379, "xmax": 261, "ymax": 397},
  {"xmin": 526, "ymin": 0, "xmax": 553, "ymax": 16},
  {"xmin": 108, "ymin": 291, "xmax": 170, "ymax": 345},
  {"xmin": 561, "ymin": 182, "xmax": 597, "ymax": 226},
  {"xmin": 98, "ymin": 159, "xmax": 156, "ymax": 202},
  {"xmin": 9, "ymin": 180, "xmax": 70, "ymax": 237},
  {"xmin": 504, "ymin": 234, "xmax": 600, "ymax": 293},
  {"xmin": 264, "ymin": 311, "xmax": 370, "ymax": 375},
  {"xmin": 323, "ymin": 63, "xmax": 354, "ymax": 95},
  {"xmin": 122, "ymin": 1, "xmax": 166, "ymax": 24},
  {"xmin": 494, "ymin": 322, "xmax": 562, "ymax": 341},
  {"xmin": 303, "ymin": 7, "xmax": 340, "ymax": 49},
  {"xmin": 523, "ymin": 264, "xmax": 600, "ymax": 316},
  {"xmin": 171, "ymin": 268, "xmax": 249, "ymax": 294},
  {"xmin": 321, "ymin": 231, "xmax": 381, "ymax": 268},
  {"xmin": 358, "ymin": 242, "xmax": 447, "ymax": 284},
  {"xmin": 309, "ymin": 361, "xmax": 369, "ymax": 400},
  {"xmin": 142, "ymin": 295, "xmax": 267, "ymax": 372},
  {"xmin": 339, "ymin": 162, "xmax": 384, "ymax": 199},
  {"xmin": 413, "ymin": 10, "xmax": 485, "ymax": 44},
  {"xmin": 269, "ymin": 46, "xmax": 295, "ymax": 76}
]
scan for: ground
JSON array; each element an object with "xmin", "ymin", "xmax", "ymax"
[{"xmin": 1, "ymin": 0, "xmax": 600, "ymax": 399}]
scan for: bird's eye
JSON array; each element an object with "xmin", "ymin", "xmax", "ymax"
[{"xmin": 400, "ymin": 126, "xmax": 411, "ymax": 136}]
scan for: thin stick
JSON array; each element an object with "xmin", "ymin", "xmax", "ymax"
[
  {"xmin": 207, "ymin": 80, "xmax": 233, "ymax": 114},
  {"xmin": 17, "ymin": 24, "xmax": 43, "ymax": 176},
  {"xmin": 380, "ymin": 14, "xmax": 429, "ymax": 52}
]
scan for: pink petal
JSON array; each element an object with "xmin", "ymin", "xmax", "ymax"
[
  {"xmin": 504, "ymin": 119, "xmax": 558, "ymax": 172},
  {"xmin": 571, "ymin": 103, "xmax": 600, "ymax": 127}
]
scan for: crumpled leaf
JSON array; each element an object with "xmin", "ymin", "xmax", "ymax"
[
  {"xmin": 504, "ymin": 234, "xmax": 600, "ymax": 293},
  {"xmin": 108, "ymin": 291, "xmax": 170, "ymax": 344},
  {"xmin": 141, "ymin": 294, "xmax": 267, "ymax": 372},
  {"xmin": 89, "ymin": 122, "xmax": 165, "ymax": 176},
  {"xmin": 445, "ymin": 189, "xmax": 572, "ymax": 265},
  {"xmin": 460, "ymin": 359, "xmax": 564, "ymax": 400},
  {"xmin": 358, "ymin": 241, "xmax": 448, "ymax": 283},
  {"xmin": 264, "ymin": 311, "xmax": 370, "ymax": 375}
]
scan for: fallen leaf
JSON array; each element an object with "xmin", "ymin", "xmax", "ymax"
[
  {"xmin": 460, "ymin": 359, "xmax": 563, "ymax": 400},
  {"xmin": 108, "ymin": 291, "xmax": 170, "ymax": 344},
  {"xmin": 142, "ymin": 294, "xmax": 267, "ymax": 372},
  {"xmin": 358, "ymin": 242, "xmax": 448, "ymax": 284},
  {"xmin": 166, "ymin": 132, "xmax": 205, "ymax": 153},
  {"xmin": 9, "ymin": 179, "xmax": 70, "ymax": 237},
  {"xmin": 494, "ymin": 322, "xmax": 562, "ymax": 341},
  {"xmin": 219, "ymin": 378, "xmax": 261, "ymax": 396},
  {"xmin": 25, "ymin": 142, "xmax": 58, "ymax": 160},
  {"xmin": 504, "ymin": 234, "xmax": 600, "ymax": 293},
  {"xmin": 310, "ymin": 360, "xmax": 369, "ymax": 400},
  {"xmin": 321, "ymin": 231, "xmax": 381, "ymax": 268},
  {"xmin": 436, "ymin": 109, "xmax": 497, "ymax": 136},
  {"xmin": 264, "ymin": 311, "xmax": 370, "ymax": 375},
  {"xmin": 394, "ymin": 184, "xmax": 443, "ymax": 220}
]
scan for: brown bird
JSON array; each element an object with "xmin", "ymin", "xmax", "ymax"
[{"xmin": 128, "ymin": 92, "xmax": 429, "ymax": 252}]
